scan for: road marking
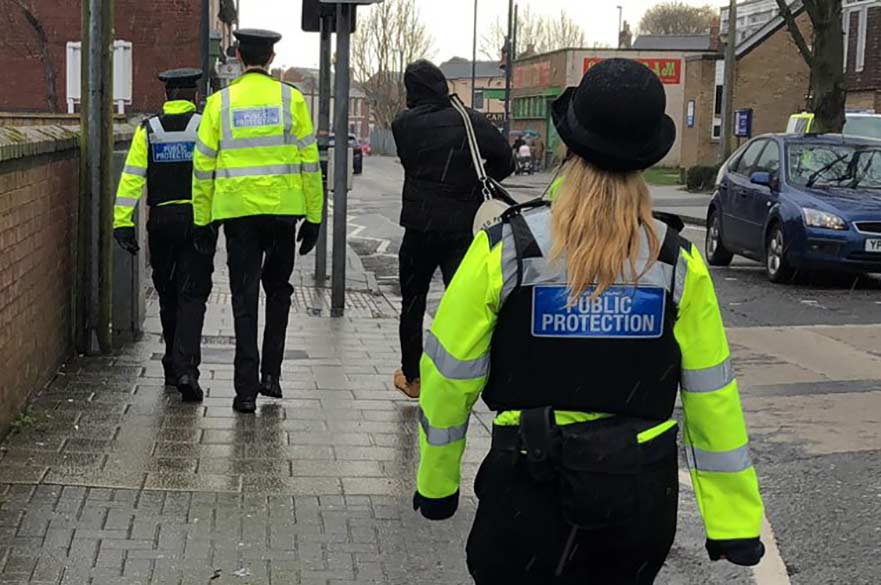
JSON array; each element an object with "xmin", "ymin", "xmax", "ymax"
[{"xmin": 678, "ymin": 470, "xmax": 792, "ymax": 585}]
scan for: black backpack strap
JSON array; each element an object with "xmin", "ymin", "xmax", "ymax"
[{"xmin": 507, "ymin": 212, "xmax": 543, "ymax": 291}]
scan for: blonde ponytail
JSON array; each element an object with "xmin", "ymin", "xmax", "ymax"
[{"xmin": 549, "ymin": 157, "xmax": 659, "ymax": 302}]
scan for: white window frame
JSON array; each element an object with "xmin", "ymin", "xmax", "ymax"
[
  {"xmin": 712, "ymin": 60, "xmax": 725, "ymax": 142},
  {"xmin": 856, "ymin": 7, "xmax": 868, "ymax": 72}
]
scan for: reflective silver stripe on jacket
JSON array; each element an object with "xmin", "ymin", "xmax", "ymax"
[
  {"xmin": 115, "ymin": 197, "xmax": 140, "ymax": 208},
  {"xmin": 298, "ymin": 135, "xmax": 317, "ymax": 149},
  {"xmin": 215, "ymin": 164, "xmax": 301, "ymax": 179},
  {"xmin": 681, "ymin": 359, "xmax": 734, "ymax": 393},
  {"xmin": 193, "ymin": 169, "xmax": 215, "ymax": 181},
  {"xmin": 147, "ymin": 114, "xmax": 201, "ymax": 144},
  {"xmin": 281, "ymin": 83, "xmax": 293, "ymax": 137},
  {"xmin": 219, "ymin": 135, "xmax": 289, "ymax": 150},
  {"xmin": 419, "ymin": 409, "xmax": 469, "ymax": 446},
  {"xmin": 301, "ymin": 162, "xmax": 321, "ymax": 174},
  {"xmin": 673, "ymin": 250, "xmax": 688, "ymax": 305},
  {"xmin": 424, "ymin": 331, "xmax": 490, "ymax": 380},
  {"xmin": 220, "ymin": 88, "xmax": 232, "ymax": 141},
  {"xmin": 686, "ymin": 444, "xmax": 752, "ymax": 473},
  {"xmin": 123, "ymin": 165, "xmax": 147, "ymax": 177},
  {"xmin": 196, "ymin": 138, "xmax": 217, "ymax": 158}
]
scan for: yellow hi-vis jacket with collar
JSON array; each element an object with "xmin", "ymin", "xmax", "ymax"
[
  {"xmin": 416, "ymin": 212, "xmax": 765, "ymax": 542},
  {"xmin": 191, "ymin": 70, "xmax": 323, "ymax": 226},
  {"xmin": 114, "ymin": 100, "xmax": 197, "ymax": 229}
]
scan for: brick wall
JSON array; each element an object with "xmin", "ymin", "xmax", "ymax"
[
  {"xmin": 0, "ymin": 0, "xmax": 201, "ymax": 114},
  {"xmin": 847, "ymin": 7, "xmax": 881, "ymax": 94},
  {"xmin": 0, "ymin": 150, "xmax": 79, "ymax": 435},
  {"xmin": 680, "ymin": 13, "xmax": 811, "ymax": 168}
]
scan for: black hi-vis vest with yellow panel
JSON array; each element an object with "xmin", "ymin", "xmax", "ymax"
[
  {"xmin": 482, "ymin": 204, "xmax": 691, "ymax": 421},
  {"xmin": 144, "ymin": 112, "xmax": 201, "ymax": 207}
]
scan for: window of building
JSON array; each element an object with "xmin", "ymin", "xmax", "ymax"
[
  {"xmin": 474, "ymin": 90, "xmax": 485, "ymax": 111},
  {"xmin": 712, "ymin": 60, "xmax": 724, "ymax": 141},
  {"xmin": 857, "ymin": 7, "xmax": 868, "ymax": 72}
]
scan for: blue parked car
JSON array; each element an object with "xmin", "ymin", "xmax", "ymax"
[{"xmin": 706, "ymin": 134, "xmax": 881, "ymax": 282}]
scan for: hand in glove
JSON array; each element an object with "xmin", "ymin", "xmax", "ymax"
[
  {"xmin": 193, "ymin": 224, "xmax": 218, "ymax": 256},
  {"xmin": 113, "ymin": 227, "xmax": 140, "ymax": 255},
  {"xmin": 413, "ymin": 490, "xmax": 459, "ymax": 521},
  {"xmin": 706, "ymin": 538, "xmax": 765, "ymax": 567},
  {"xmin": 297, "ymin": 221, "xmax": 321, "ymax": 256}
]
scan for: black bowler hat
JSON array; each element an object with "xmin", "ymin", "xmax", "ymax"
[
  {"xmin": 234, "ymin": 28, "xmax": 283, "ymax": 48},
  {"xmin": 551, "ymin": 58, "xmax": 676, "ymax": 173},
  {"xmin": 158, "ymin": 68, "xmax": 202, "ymax": 89}
]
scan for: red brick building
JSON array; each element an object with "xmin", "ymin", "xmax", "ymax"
[{"xmin": 0, "ymin": 0, "xmax": 219, "ymax": 114}]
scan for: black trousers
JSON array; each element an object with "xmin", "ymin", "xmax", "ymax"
[
  {"xmin": 398, "ymin": 229, "xmax": 472, "ymax": 381},
  {"xmin": 466, "ymin": 449, "xmax": 678, "ymax": 585},
  {"xmin": 224, "ymin": 216, "xmax": 297, "ymax": 397},
  {"xmin": 147, "ymin": 205, "xmax": 214, "ymax": 382}
]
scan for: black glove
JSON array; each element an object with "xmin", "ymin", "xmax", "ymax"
[
  {"xmin": 706, "ymin": 538, "xmax": 765, "ymax": 567},
  {"xmin": 413, "ymin": 490, "xmax": 459, "ymax": 521},
  {"xmin": 113, "ymin": 227, "xmax": 139, "ymax": 255},
  {"xmin": 193, "ymin": 224, "xmax": 217, "ymax": 256},
  {"xmin": 297, "ymin": 220, "xmax": 321, "ymax": 256}
]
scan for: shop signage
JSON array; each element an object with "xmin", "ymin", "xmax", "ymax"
[{"xmin": 583, "ymin": 57, "xmax": 682, "ymax": 85}]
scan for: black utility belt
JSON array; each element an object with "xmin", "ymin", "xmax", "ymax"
[{"xmin": 490, "ymin": 407, "xmax": 678, "ymax": 529}]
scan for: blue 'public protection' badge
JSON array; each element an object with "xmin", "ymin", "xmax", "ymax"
[
  {"xmin": 151, "ymin": 142, "xmax": 195, "ymax": 163},
  {"xmin": 232, "ymin": 106, "xmax": 281, "ymax": 128},
  {"xmin": 531, "ymin": 285, "xmax": 665, "ymax": 339}
]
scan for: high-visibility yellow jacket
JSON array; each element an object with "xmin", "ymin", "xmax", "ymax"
[
  {"xmin": 114, "ymin": 100, "xmax": 198, "ymax": 228},
  {"xmin": 192, "ymin": 70, "xmax": 323, "ymax": 226},
  {"xmin": 417, "ymin": 205, "xmax": 765, "ymax": 542}
]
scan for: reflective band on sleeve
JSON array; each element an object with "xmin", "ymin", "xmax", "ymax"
[
  {"xmin": 500, "ymin": 225, "xmax": 519, "ymax": 304},
  {"xmin": 673, "ymin": 250, "xmax": 688, "ymax": 305},
  {"xmin": 196, "ymin": 138, "xmax": 217, "ymax": 158},
  {"xmin": 419, "ymin": 409, "xmax": 469, "ymax": 446},
  {"xmin": 115, "ymin": 197, "xmax": 140, "ymax": 208},
  {"xmin": 124, "ymin": 165, "xmax": 147, "ymax": 177},
  {"xmin": 681, "ymin": 359, "xmax": 734, "ymax": 393},
  {"xmin": 282, "ymin": 84, "xmax": 293, "ymax": 137},
  {"xmin": 686, "ymin": 444, "xmax": 752, "ymax": 473},
  {"xmin": 220, "ymin": 89, "xmax": 232, "ymax": 140},
  {"xmin": 298, "ymin": 135, "xmax": 317, "ymax": 149},
  {"xmin": 301, "ymin": 162, "xmax": 321, "ymax": 174},
  {"xmin": 215, "ymin": 164, "xmax": 301, "ymax": 179},
  {"xmin": 218, "ymin": 135, "xmax": 291, "ymax": 150},
  {"xmin": 194, "ymin": 169, "xmax": 215, "ymax": 181},
  {"xmin": 424, "ymin": 331, "xmax": 490, "ymax": 380}
]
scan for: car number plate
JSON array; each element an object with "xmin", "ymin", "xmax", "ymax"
[{"xmin": 866, "ymin": 239, "xmax": 881, "ymax": 253}]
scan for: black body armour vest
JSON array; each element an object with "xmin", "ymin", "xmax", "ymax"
[
  {"xmin": 144, "ymin": 112, "xmax": 201, "ymax": 207},
  {"xmin": 482, "ymin": 204, "xmax": 691, "ymax": 421}
]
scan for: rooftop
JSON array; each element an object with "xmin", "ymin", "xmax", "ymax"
[
  {"xmin": 632, "ymin": 34, "xmax": 714, "ymax": 51},
  {"xmin": 439, "ymin": 58, "xmax": 504, "ymax": 80}
]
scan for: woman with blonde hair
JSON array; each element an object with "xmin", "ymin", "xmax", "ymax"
[{"xmin": 413, "ymin": 59, "xmax": 765, "ymax": 584}]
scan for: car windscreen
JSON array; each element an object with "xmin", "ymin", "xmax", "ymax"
[
  {"xmin": 844, "ymin": 116, "xmax": 881, "ymax": 140},
  {"xmin": 788, "ymin": 142, "xmax": 881, "ymax": 190}
]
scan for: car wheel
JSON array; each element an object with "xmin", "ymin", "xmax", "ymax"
[
  {"xmin": 765, "ymin": 224, "xmax": 795, "ymax": 283},
  {"xmin": 705, "ymin": 210, "xmax": 734, "ymax": 266}
]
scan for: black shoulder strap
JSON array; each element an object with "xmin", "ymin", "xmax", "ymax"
[{"xmin": 506, "ymin": 209, "xmax": 544, "ymax": 291}]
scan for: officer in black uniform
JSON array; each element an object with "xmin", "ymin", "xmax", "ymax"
[{"xmin": 113, "ymin": 68, "xmax": 215, "ymax": 402}]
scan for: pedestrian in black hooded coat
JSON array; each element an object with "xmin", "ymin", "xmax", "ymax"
[{"xmin": 391, "ymin": 59, "xmax": 514, "ymax": 398}]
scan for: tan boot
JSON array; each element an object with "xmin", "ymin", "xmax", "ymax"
[{"xmin": 394, "ymin": 369, "xmax": 421, "ymax": 399}]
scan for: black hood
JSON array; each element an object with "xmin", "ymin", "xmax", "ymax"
[{"xmin": 404, "ymin": 60, "xmax": 450, "ymax": 108}]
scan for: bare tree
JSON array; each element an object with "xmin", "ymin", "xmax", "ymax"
[
  {"xmin": 0, "ymin": 0, "xmax": 59, "ymax": 112},
  {"xmin": 351, "ymin": 0, "xmax": 433, "ymax": 129},
  {"xmin": 480, "ymin": 7, "xmax": 585, "ymax": 60},
  {"xmin": 775, "ymin": 0, "xmax": 845, "ymax": 133},
  {"xmin": 639, "ymin": 2, "xmax": 717, "ymax": 35}
]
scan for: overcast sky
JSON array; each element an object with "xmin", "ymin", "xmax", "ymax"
[{"xmin": 240, "ymin": 0, "xmax": 720, "ymax": 70}]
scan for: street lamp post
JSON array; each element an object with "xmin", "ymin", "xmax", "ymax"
[{"xmin": 617, "ymin": 5, "xmax": 623, "ymax": 46}]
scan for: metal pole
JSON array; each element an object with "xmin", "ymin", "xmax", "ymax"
[
  {"xmin": 201, "ymin": 0, "xmax": 211, "ymax": 96},
  {"xmin": 617, "ymin": 5, "xmax": 623, "ymax": 47},
  {"xmin": 471, "ymin": 0, "xmax": 478, "ymax": 108},
  {"xmin": 331, "ymin": 3, "xmax": 352, "ymax": 317},
  {"xmin": 503, "ymin": 0, "xmax": 514, "ymax": 140},
  {"xmin": 315, "ymin": 11, "xmax": 333, "ymax": 283},
  {"xmin": 720, "ymin": 0, "xmax": 737, "ymax": 161}
]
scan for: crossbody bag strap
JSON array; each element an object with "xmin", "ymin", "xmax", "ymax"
[{"xmin": 450, "ymin": 94, "xmax": 493, "ymax": 202}]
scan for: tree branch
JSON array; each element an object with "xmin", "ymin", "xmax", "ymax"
[
  {"xmin": 2, "ymin": 0, "xmax": 59, "ymax": 111},
  {"xmin": 775, "ymin": 0, "xmax": 815, "ymax": 68}
]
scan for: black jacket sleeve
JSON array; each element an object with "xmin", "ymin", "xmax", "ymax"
[
  {"xmin": 471, "ymin": 111, "xmax": 515, "ymax": 182},
  {"xmin": 392, "ymin": 112, "xmax": 410, "ymax": 167}
]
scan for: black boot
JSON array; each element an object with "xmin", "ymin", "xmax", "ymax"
[
  {"xmin": 259, "ymin": 374, "xmax": 283, "ymax": 399},
  {"xmin": 233, "ymin": 395, "xmax": 257, "ymax": 414},
  {"xmin": 176, "ymin": 374, "xmax": 204, "ymax": 403}
]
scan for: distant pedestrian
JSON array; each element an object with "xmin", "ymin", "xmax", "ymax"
[
  {"xmin": 191, "ymin": 29, "xmax": 323, "ymax": 414},
  {"xmin": 533, "ymin": 134, "xmax": 546, "ymax": 171},
  {"xmin": 113, "ymin": 68, "xmax": 212, "ymax": 403},
  {"xmin": 391, "ymin": 60, "xmax": 514, "ymax": 399}
]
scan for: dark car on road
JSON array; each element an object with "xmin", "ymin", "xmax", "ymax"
[
  {"xmin": 329, "ymin": 133, "xmax": 363, "ymax": 175},
  {"xmin": 706, "ymin": 134, "xmax": 881, "ymax": 282}
]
